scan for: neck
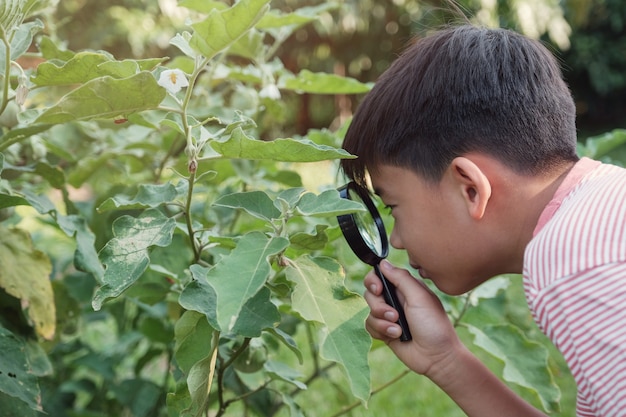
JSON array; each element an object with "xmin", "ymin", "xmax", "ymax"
[{"xmin": 503, "ymin": 161, "xmax": 577, "ymax": 272}]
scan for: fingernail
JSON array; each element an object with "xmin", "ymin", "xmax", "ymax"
[
  {"xmin": 387, "ymin": 326, "xmax": 401, "ymax": 338},
  {"xmin": 384, "ymin": 311, "xmax": 396, "ymax": 321},
  {"xmin": 369, "ymin": 284, "xmax": 378, "ymax": 293},
  {"xmin": 381, "ymin": 260, "xmax": 392, "ymax": 270}
]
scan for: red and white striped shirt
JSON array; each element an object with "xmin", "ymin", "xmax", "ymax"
[{"xmin": 524, "ymin": 157, "xmax": 626, "ymax": 416}]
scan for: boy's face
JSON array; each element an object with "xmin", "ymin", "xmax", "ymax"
[{"xmin": 370, "ymin": 164, "xmax": 493, "ymax": 295}]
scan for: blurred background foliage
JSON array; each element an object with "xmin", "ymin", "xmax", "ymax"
[{"xmin": 50, "ymin": 0, "xmax": 626, "ymax": 136}]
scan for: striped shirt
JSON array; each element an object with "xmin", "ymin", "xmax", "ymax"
[{"xmin": 524, "ymin": 157, "xmax": 626, "ymax": 417}]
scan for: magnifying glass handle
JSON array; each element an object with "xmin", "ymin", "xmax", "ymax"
[{"xmin": 374, "ymin": 264, "xmax": 412, "ymax": 342}]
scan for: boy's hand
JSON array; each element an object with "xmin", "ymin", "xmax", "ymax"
[
  {"xmin": 363, "ymin": 260, "xmax": 462, "ymax": 379},
  {"xmin": 364, "ymin": 260, "xmax": 547, "ymax": 417}
]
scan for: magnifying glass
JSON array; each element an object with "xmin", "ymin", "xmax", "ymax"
[{"xmin": 337, "ymin": 182, "xmax": 412, "ymax": 342}]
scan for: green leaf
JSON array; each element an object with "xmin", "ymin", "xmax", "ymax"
[
  {"xmin": 33, "ymin": 161, "xmax": 65, "ymax": 188},
  {"xmin": 213, "ymin": 190, "xmax": 281, "ymax": 221},
  {"xmin": 35, "ymin": 72, "xmax": 167, "ymax": 124},
  {"xmin": 209, "ymin": 127, "xmax": 355, "ymax": 162},
  {"xmin": 174, "ymin": 311, "xmax": 216, "ymax": 374},
  {"xmin": 466, "ymin": 323, "xmax": 561, "ymax": 413},
  {"xmin": 267, "ymin": 328, "xmax": 303, "ymax": 364},
  {"xmin": 31, "ymin": 51, "xmax": 114, "ymax": 86},
  {"xmin": 285, "ymin": 255, "xmax": 371, "ymax": 402},
  {"xmin": 179, "ymin": 0, "xmax": 228, "ymax": 13},
  {"xmin": 0, "ymin": 328, "xmax": 41, "ymax": 412},
  {"xmin": 111, "ymin": 379, "xmax": 161, "ymax": 417},
  {"xmin": 55, "ymin": 214, "xmax": 105, "ymax": 280},
  {"xmin": 92, "ymin": 209, "xmax": 176, "ymax": 310},
  {"xmin": 184, "ymin": 350, "xmax": 216, "ymax": 417},
  {"xmin": 263, "ymin": 360, "xmax": 306, "ymax": 389},
  {"xmin": 37, "ymin": 35, "xmax": 75, "ymax": 61},
  {"xmin": 256, "ymin": 10, "xmax": 317, "ymax": 30},
  {"xmin": 283, "ymin": 70, "xmax": 373, "ymax": 94},
  {"xmin": 179, "ymin": 233, "xmax": 288, "ymax": 335},
  {"xmin": 98, "ymin": 182, "xmax": 186, "ymax": 212},
  {"xmin": 0, "ymin": 124, "xmax": 52, "ymax": 153},
  {"xmin": 0, "ymin": 194, "xmax": 29, "ymax": 210},
  {"xmin": 578, "ymin": 128, "xmax": 626, "ymax": 159},
  {"xmin": 0, "ymin": 20, "xmax": 44, "ymax": 69},
  {"xmin": 66, "ymin": 152, "xmax": 114, "ymax": 187},
  {"xmin": 227, "ymin": 29, "xmax": 265, "ymax": 60},
  {"xmin": 295, "ymin": 189, "xmax": 367, "ymax": 217},
  {"xmin": 189, "ymin": 0, "xmax": 270, "ymax": 60},
  {"xmin": 289, "ymin": 225, "xmax": 329, "ymax": 251},
  {"xmin": 0, "ymin": 227, "xmax": 54, "ymax": 340},
  {"xmin": 231, "ymin": 287, "xmax": 280, "ymax": 336}
]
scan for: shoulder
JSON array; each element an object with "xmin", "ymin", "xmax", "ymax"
[{"xmin": 525, "ymin": 161, "xmax": 626, "ymax": 278}]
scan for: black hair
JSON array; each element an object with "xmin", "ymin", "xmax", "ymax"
[{"xmin": 341, "ymin": 25, "xmax": 579, "ymax": 187}]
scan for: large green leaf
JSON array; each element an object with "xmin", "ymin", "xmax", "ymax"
[
  {"xmin": 283, "ymin": 70, "xmax": 373, "ymax": 94},
  {"xmin": 32, "ymin": 51, "xmax": 167, "ymax": 86},
  {"xmin": 171, "ymin": 311, "xmax": 218, "ymax": 417},
  {"xmin": 169, "ymin": 309, "xmax": 220, "ymax": 417},
  {"xmin": 0, "ymin": 227, "xmax": 54, "ymax": 340},
  {"xmin": 213, "ymin": 190, "xmax": 281, "ymax": 221},
  {"xmin": 97, "ymin": 182, "xmax": 187, "ymax": 212},
  {"xmin": 285, "ymin": 255, "xmax": 371, "ymax": 402},
  {"xmin": 208, "ymin": 127, "xmax": 354, "ymax": 162},
  {"xmin": 0, "ymin": 328, "xmax": 41, "ymax": 412},
  {"xmin": 189, "ymin": 0, "xmax": 270, "ymax": 60},
  {"xmin": 35, "ymin": 72, "xmax": 166, "ymax": 124},
  {"xmin": 179, "ymin": 232, "xmax": 288, "ymax": 335},
  {"xmin": 466, "ymin": 324, "xmax": 561, "ymax": 413},
  {"xmin": 92, "ymin": 209, "xmax": 176, "ymax": 310},
  {"xmin": 295, "ymin": 189, "xmax": 367, "ymax": 217},
  {"xmin": 31, "ymin": 51, "xmax": 114, "ymax": 86},
  {"xmin": 174, "ymin": 311, "xmax": 216, "ymax": 374}
]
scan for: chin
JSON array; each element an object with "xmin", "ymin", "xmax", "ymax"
[{"xmin": 430, "ymin": 278, "xmax": 474, "ymax": 296}]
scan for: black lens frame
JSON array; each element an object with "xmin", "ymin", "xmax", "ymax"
[
  {"xmin": 336, "ymin": 181, "xmax": 412, "ymax": 342},
  {"xmin": 337, "ymin": 182, "xmax": 389, "ymax": 265}
]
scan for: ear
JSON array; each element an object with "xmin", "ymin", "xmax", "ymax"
[{"xmin": 448, "ymin": 157, "xmax": 492, "ymax": 220}]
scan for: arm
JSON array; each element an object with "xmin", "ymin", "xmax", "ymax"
[{"xmin": 365, "ymin": 261, "xmax": 545, "ymax": 417}]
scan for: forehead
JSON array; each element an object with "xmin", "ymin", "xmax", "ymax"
[{"xmin": 370, "ymin": 164, "xmax": 433, "ymax": 197}]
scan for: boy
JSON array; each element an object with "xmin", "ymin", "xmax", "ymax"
[{"xmin": 340, "ymin": 25, "xmax": 626, "ymax": 416}]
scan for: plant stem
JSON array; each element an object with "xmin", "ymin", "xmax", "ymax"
[
  {"xmin": 328, "ymin": 369, "xmax": 412, "ymax": 417},
  {"xmin": 185, "ymin": 169, "xmax": 201, "ymax": 262},
  {"xmin": 0, "ymin": 28, "xmax": 12, "ymax": 116},
  {"xmin": 453, "ymin": 292, "xmax": 473, "ymax": 328},
  {"xmin": 215, "ymin": 338, "xmax": 251, "ymax": 416}
]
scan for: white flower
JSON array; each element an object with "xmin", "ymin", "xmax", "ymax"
[
  {"xmin": 259, "ymin": 84, "xmax": 281, "ymax": 100},
  {"xmin": 158, "ymin": 69, "xmax": 189, "ymax": 94},
  {"xmin": 15, "ymin": 84, "xmax": 28, "ymax": 106}
]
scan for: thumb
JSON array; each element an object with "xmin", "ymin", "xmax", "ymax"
[
  {"xmin": 379, "ymin": 260, "xmax": 413, "ymax": 287},
  {"xmin": 379, "ymin": 260, "xmax": 433, "ymax": 302}
]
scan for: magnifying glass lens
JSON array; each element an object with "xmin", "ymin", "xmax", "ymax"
[
  {"xmin": 348, "ymin": 188, "xmax": 384, "ymax": 256},
  {"xmin": 337, "ymin": 182, "xmax": 412, "ymax": 342}
]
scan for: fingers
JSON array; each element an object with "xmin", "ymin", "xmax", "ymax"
[
  {"xmin": 363, "ymin": 269, "xmax": 403, "ymax": 340},
  {"xmin": 363, "ymin": 260, "xmax": 438, "ymax": 341}
]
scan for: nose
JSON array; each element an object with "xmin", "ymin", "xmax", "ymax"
[{"xmin": 389, "ymin": 225, "xmax": 404, "ymax": 250}]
